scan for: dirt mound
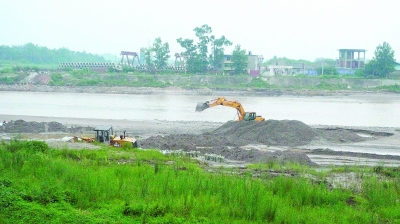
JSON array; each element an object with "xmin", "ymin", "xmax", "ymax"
[
  {"xmin": 212, "ymin": 120, "xmax": 317, "ymax": 147},
  {"xmin": 140, "ymin": 119, "xmax": 371, "ymax": 166},
  {"xmin": 140, "ymin": 120, "xmax": 338, "ymax": 150},
  {"xmin": 207, "ymin": 146, "xmax": 315, "ymax": 166},
  {"xmin": 32, "ymin": 74, "xmax": 51, "ymax": 85},
  {"xmin": 316, "ymin": 128, "xmax": 365, "ymax": 143},
  {"xmin": 2, "ymin": 120, "xmax": 46, "ymax": 133}
]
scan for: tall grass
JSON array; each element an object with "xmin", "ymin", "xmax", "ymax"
[{"xmin": 1, "ymin": 140, "xmax": 399, "ymax": 223}]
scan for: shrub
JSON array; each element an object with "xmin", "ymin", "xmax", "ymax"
[{"xmin": 3, "ymin": 140, "xmax": 49, "ymax": 153}]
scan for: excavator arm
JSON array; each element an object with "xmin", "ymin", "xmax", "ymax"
[{"xmin": 196, "ymin": 97, "xmax": 265, "ymax": 121}]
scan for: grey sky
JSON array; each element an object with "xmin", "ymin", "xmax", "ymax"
[{"xmin": 1, "ymin": 0, "xmax": 399, "ymax": 61}]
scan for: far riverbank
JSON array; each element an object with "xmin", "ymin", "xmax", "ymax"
[{"xmin": 0, "ymin": 84, "xmax": 397, "ymax": 97}]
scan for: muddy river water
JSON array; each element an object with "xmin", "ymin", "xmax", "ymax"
[{"xmin": 1, "ymin": 91, "xmax": 400, "ymax": 127}]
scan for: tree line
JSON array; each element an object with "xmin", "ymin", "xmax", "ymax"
[
  {"xmin": 0, "ymin": 43, "xmax": 106, "ymax": 65},
  {"xmin": 143, "ymin": 24, "xmax": 248, "ymax": 74},
  {"xmin": 0, "ymin": 25, "xmax": 396, "ymax": 77}
]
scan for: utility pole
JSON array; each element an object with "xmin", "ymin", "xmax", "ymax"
[{"xmin": 321, "ymin": 59, "xmax": 324, "ymax": 76}]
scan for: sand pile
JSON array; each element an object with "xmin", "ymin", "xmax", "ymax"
[
  {"xmin": 141, "ymin": 119, "xmax": 319, "ymax": 149},
  {"xmin": 212, "ymin": 119, "xmax": 317, "ymax": 147},
  {"xmin": 1, "ymin": 120, "xmax": 93, "ymax": 133},
  {"xmin": 139, "ymin": 119, "xmax": 369, "ymax": 166}
]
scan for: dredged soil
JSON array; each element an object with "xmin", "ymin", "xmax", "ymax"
[{"xmin": 1, "ymin": 115, "xmax": 400, "ymax": 167}]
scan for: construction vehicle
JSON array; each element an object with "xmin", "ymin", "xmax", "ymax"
[
  {"xmin": 195, "ymin": 97, "xmax": 265, "ymax": 122},
  {"xmin": 73, "ymin": 125, "xmax": 137, "ymax": 148}
]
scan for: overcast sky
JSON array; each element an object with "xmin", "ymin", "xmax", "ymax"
[{"xmin": 1, "ymin": 0, "xmax": 399, "ymax": 61}]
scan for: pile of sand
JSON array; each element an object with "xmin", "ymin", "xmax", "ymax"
[
  {"xmin": 1, "ymin": 120, "xmax": 93, "ymax": 133},
  {"xmin": 211, "ymin": 119, "xmax": 317, "ymax": 147},
  {"xmin": 139, "ymin": 119, "xmax": 368, "ymax": 166}
]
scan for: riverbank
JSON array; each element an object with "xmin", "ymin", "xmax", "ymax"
[{"xmin": 0, "ymin": 84, "xmax": 398, "ymax": 97}]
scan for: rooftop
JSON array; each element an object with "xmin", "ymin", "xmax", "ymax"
[{"xmin": 338, "ymin": 49, "xmax": 367, "ymax": 52}]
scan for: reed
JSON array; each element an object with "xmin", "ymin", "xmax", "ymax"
[{"xmin": 0, "ymin": 140, "xmax": 399, "ymax": 223}]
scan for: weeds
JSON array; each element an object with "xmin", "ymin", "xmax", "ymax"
[{"xmin": 0, "ymin": 140, "xmax": 399, "ymax": 223}]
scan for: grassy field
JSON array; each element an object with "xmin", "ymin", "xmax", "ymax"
[{"xmin": 1, "ymin": 140, "xmax": 399, "ymax": 223}]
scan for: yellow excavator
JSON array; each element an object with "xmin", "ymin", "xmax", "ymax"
[
  {"xmin": 73, "ymin": 125, "xmax": 137, "ymax": 148},
  {"xmin": 195, "ymin": 97, "xmax": 265, "ymax": 122}
]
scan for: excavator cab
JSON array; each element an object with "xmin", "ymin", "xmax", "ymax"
[
  {"xmin": 244, "ymin": 112, "xmax": 256, "ymax": 121},
  {"xmin": 244, "ymin": 112, "xmax": 265, "ymax": 122},
  {"xmin": 94, "ymin": 125, "xmax": 113, "ymax": 145}
]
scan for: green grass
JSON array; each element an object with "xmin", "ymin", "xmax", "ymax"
[
  {"xmin": 375, "ymin": 84, "xmax": 400, "ymax": 93},
  {"xmin": 1, "ymin": 140, "xmax": 399, "ymax": 223}
]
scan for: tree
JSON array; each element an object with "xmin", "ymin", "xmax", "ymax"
[
  {"xmin": 209, "ymin": 35, "xmax": 232, "ymax": 70},
  {"xmin": 364, "ymin": 42, "xmax": 395, "ymax": 78},
  {"xmin": 143, "ymin": 47, "xmax": 153, "ymax": 68},
  {"xmin": 0, "ymin": 43, "xmax": 106, "ymax": 64},
  {"xmin": 231, "ymin": 45, "xmax": 247, "ymax": 75},
  {"xmin": 176, "ymin": 38, "xmax": 198, "ymax": 73},
  {"xmin": 194, "ymin": 24, "xmax": 212, "ymax": 73},
  {"xmin": 151, "ymin": 37, "xmax": 170, "ymax": 69},
  {"xmin": 177, "ymin": 24, "xmax": 232, "ymax": 74}
]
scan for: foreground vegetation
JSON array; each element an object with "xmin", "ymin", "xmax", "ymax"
[{"xmin": 0, "ymin": 140, "xmax": 399, "ymax": 223}]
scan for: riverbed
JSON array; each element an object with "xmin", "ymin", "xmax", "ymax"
[{"xmin": 1, "ymin": 90, "xmax": 400, "ymax": 166}]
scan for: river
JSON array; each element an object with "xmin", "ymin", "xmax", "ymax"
[{"xmin": 1, "ymin": 91, "xmax": 400, "ymax": 127}]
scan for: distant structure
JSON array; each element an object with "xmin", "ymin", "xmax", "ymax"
[
  {"xmin": 58, "ymin": 62, "xmax": 115, "ymax": 71},
  {"xmin": 338, "ymin": 49, "xmax": 366, "ymax": 69},
  {"xmin": 174, "ymin": 53, "xmax": 185, "ymax": 67},
  {"xmin": 120, "ymin": 51, "xmax": 141, "ymax": 66},
  {"xmin": 222, "ymin": 51, "xmax": 264, "ymax": 75},
  {"xmin": 267, "ymin": 66, "xmax": 293, "ymax": 76},
  {"xmin": 247, "ymin": 52, "xmax": 259, "ymax": 76}
]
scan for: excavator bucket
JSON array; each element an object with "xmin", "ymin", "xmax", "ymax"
[{"xmin": 195, "ymin": 102, "xmax": 209, "ymax": 112}]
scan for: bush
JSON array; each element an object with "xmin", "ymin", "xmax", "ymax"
[
  {"xmin": 49, "ymin": 73, "xmax": 64, "ymax": 86},
  {"xmin": 2, "ymin": 140, "xmax": 49, "ymax": 153},
  {"xmin": 0, "ymin": 67, "xmax": 12, "ymax": 74}
]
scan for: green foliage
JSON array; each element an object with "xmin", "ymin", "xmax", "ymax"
[
  {"xmin": 70, "ymin": 68, "xmax": 92, "ymax": 78},
  {"xmin": 11, "ymin": 65, "xmax": 39, "ymax": 72},
  {"xmin": 231, "ymin": 45, "xmax": 247, "ymax": 74},
  {"xmin": 209, "ymin": 35, "xmax": 232, "ymax": 70},
  {"xmin": 177, "ymin": 24, "xmax": 232, "ymax": 74},
  {"xmin": 314, "ymin": 81, "xmax": 348, "ymax": 90},
  {"xmin": 1, "ymin": 139, "xmax": 49, "ymax": 153},
  {"xmin": 152, "ymin": 37, "xmax": 170, "ymax": 69},
  {"xmin": 375, "ymin": 84, "xmax": 400, "ymax": 93},
  {"xmin": 265, "ymin": 56, "xmax": 313, "ymax": 67},
  {"xmin": 49, "ymin": 73, "xmax": 64, "ymax": 86},
  {"xmin": 0, "ymin": 43, "xmax": 107, "ymax": 65},
  {"xmin": 239, "ymin": 77, "xmax": 272, "ymax": 89},
  {"xmin": 316, "ymin": 66, "xmax": 339, "ymax": 75},
  {"xmin": 363, "ymin": 42, "xmax": 395, "ymax": 78},
  {"xmin": 0, "ymin": 67, "xmax": 12, "ymax": 74},
  {"xmin": 0, "ymin": 76, "xmax": 18, "ymax": 84},
  {"xmin": 122, "ymin": 66, "xmax": 135, "ymax": 73},
  {"xmin": 0, "ymin": 140, "xmax": 399, "ymax": 223}
]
